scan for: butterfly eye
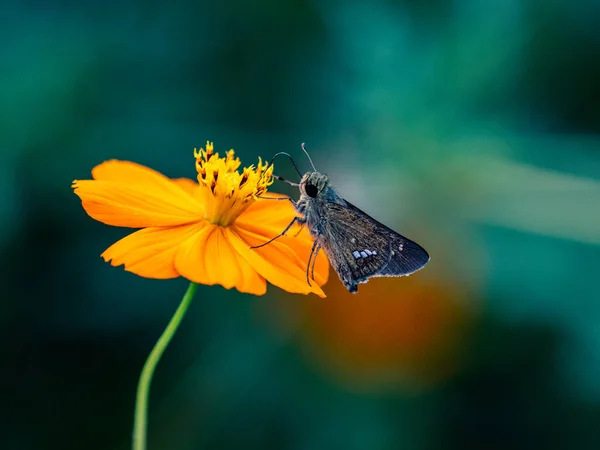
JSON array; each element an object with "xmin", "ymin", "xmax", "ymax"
[{"xmin": 305, "ymin": 183, "xmax": 319, "ymax": 198}]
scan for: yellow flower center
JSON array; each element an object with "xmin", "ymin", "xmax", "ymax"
[{"xmin": 194, "ymin": 142, "xmax": 274, "ymax": 226}]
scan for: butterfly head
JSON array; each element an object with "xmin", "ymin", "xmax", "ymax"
[{"xmin": 300, "ymin": 171, "xmax": 329, "ymax": 199}]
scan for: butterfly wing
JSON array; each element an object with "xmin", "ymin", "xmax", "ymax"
[{"xmin": 317, "ymin": 199, "xmax": 430, "ymax": 293}]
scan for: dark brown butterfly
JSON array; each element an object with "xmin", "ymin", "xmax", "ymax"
[{"xmin": 253, "ymin": 145, "xmax": 430, "ymax": 293}]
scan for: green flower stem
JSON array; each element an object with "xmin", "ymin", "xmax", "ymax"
[{"xmin": 133, "ymin": 282, "xmax": 198, "ymax": 450}]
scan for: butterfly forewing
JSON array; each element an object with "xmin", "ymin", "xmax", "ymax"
[{"xmin": 318, "ymin": 200, "xmax": 429, "ymax": 292}]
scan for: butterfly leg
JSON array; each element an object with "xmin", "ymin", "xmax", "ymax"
[
  {"xmin": 257, "ymin": 195, "xmax": 296, "ymax": 207},
  {"xmin": 310, "ymin": 243, "xmax": 321, "ymax": 283},
  {"xmin": 250, "ymin": 216, "xmax": 305, "ymax": 249},
  {"xmin": 305, "ymin": 240, "xmax": 320, "ymax": 286},
  {"xmin": 291, "ymin": 222, "xmax": 305, "ymax": 238},
  {"xmin": 305, "ymin": 218, "xmax": 327, "ymax": 285}
]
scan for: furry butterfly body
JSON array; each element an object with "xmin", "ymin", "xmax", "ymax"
[{"xmin": 293, "ymin": 171, "xmax": 430, "ymax": 293}]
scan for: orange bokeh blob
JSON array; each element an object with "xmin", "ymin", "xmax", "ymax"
[{"xmin": 260, "ymin": 249, "xmax": 479, "ymax": 393}]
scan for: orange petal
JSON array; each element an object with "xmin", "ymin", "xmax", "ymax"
[
  {"xmin": 234, "ymin": 222, "xmax": 329, "ymax": 288},
  {"xmin": 227, "ymin": 225, "xmax": 327, "ymax": 298},
  {"xmin": 172, "ymin": 177, "xmax": 199, "ymax": 195},
  {"xmin": 101, "ymin": 224, "xmax": 202, "ymax": 279},
  {"xmin": 237, "ymin": 192, "xmax": 297, "ymax": 229},
  {"xmin": 73, "ymin": 161, "xmax": 204, "ymax": 228},
  {"xmin": 92, "ymin": 160, "xmax": 173, "ymax": 184},
  {"xmin": 236, "ymin": 196, "xmax": 330, "ymax": 286},
  {"xmin": 174, "ymin": 224, "xmax": 266, "ymax": 295}
]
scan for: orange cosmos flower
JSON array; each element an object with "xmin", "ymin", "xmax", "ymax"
[{"xmin": 72, "ymin": 142, "xmax": 329, "ymax": 297}]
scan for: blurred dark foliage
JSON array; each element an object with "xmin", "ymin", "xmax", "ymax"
[{"xmin": 1, "ymin": 0, "xmax": 599, "ymax": 449}]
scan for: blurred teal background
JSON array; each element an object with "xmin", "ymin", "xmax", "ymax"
[{"xmin": 2, "ymin": 0, "xmax": 600, "ymax": 449}]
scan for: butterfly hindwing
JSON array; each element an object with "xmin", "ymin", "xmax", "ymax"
[{"xmin": 317, "ymin": 199, "xmax": 430, "ymax": 292}]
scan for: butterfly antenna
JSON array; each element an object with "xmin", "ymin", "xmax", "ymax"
[
  {"xmin": 268, "ymin": 152, "xmax": 303, "ymax": 178},
  {"xmin": 301, "ymin": 143, "xmax": 317, "ymax": 172}
]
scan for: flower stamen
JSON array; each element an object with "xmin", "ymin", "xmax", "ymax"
[
  {"xmin": 193, "ymin": 141, "xmax": 273, "ymax": 226},
  {"xmin": 239, "ymin": 171, "xmax": 249, "ymax": 187}
]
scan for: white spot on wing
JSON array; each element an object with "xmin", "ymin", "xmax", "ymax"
[{"xmin": 353, "ymin": 249, "xmax": 379, "ymax": 259}]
